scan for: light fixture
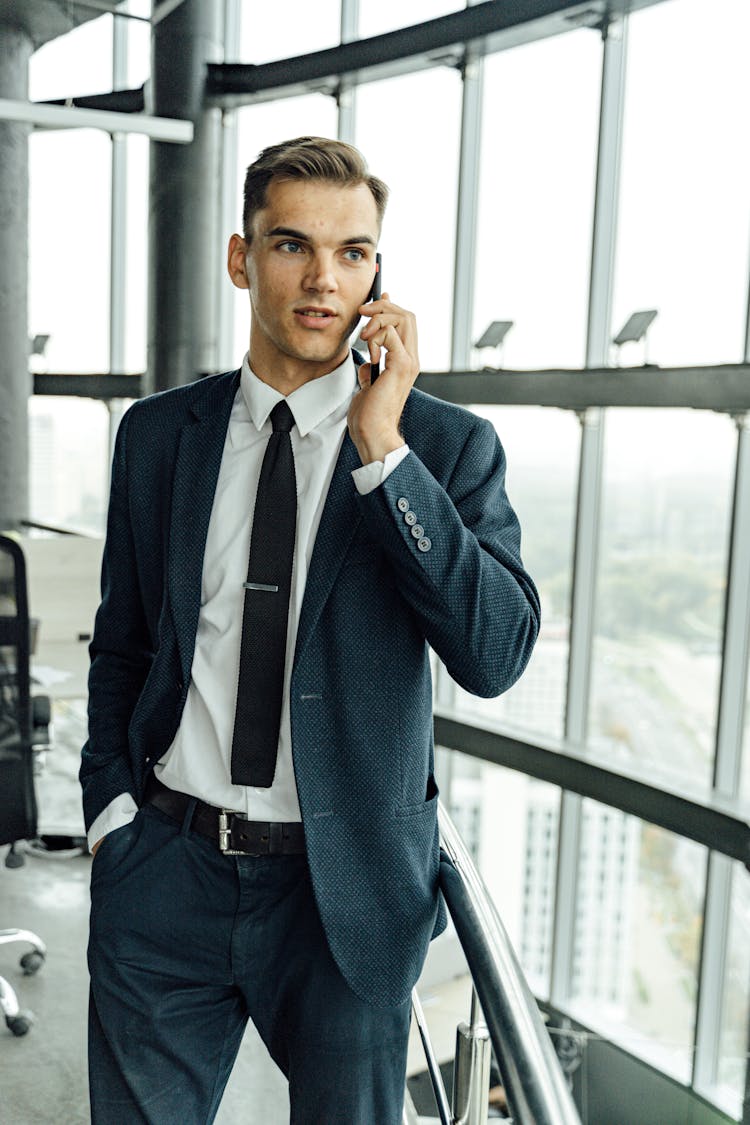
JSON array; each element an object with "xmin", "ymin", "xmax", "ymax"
[
  {"xmin": 475, "ymin": 320, "xmax": 514, "ymax": 350},
  {"xmin": 30, "ymin": 334, "xmax": 50, "ymax": 357},
  {"xmin": 612, "ymin": 309, "xmax": 658, "ymax": 365},
  {"xmin": 474, "ymin": 320, "xmax": 514, "ymax": 368}
]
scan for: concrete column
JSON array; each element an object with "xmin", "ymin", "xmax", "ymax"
[
  {"xmin": 147, "ymin": 0, "xmax": 225, "ymax": 393},
  {"xmin": 0, "ymin": 25, "xmax": 32, "ymax": 530}
]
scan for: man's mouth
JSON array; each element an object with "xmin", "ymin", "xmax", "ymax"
[{"xmin": 294, "ymin": 307, "xmax": 338, "ymax": 328}]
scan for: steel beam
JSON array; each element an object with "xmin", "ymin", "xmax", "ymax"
[
  {"xmin": 434, "ymin": 714, "xmax": 750, "ymax": 869},
  {"xmin": 0, "ymin": 97, "xmax": 193, "ymax": 141},
  {"xmin": 207, "ymin": 0, "xmax": 663, "ymax": 108},
  {"xmin": 415, "ymin": 364, "xmax": 750, "ymax": 412}
]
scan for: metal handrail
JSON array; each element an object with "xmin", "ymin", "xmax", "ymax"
[{"xmin": 437, "ymin": 802, "xmax": 581, "ymax": 1125}]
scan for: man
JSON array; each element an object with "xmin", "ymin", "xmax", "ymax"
[{"xmin": 81, "ymin": 136, "xmax": 539, "ymax": 1125}]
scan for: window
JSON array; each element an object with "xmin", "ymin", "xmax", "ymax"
[
  {"xmin": 29, "ymin": 130, "xmax": 112, "ymax": 374},
  {"xmin": 30, "ymin": 14, "xmax": 113, "ymax": 100},
  {"xmin": 569, "ymin": 804, "xmax": 706, "ymax": 1083},
  {"xmin": 29, "ymin": 398, "xmax": 110, "ymax": 536},
  {"xmin": 714, "ymin": 864, "xmax": 750, "ymax": 1118},
  {"xmin": 473, "ymin": 30, "xmax": 601, "ymax": 370},
  {"xmin": 356, "ymin": 68, "xmax": 462, "ymax": 370},
  {"xmin": 452, "ymin": 406, "xmax": 579, "ymax": 741},
  {"xmin": 612, "ymin": 0, "xmax": 750, "ymax": 367},
  {"xmin": 588, "ymin": 409, "xmax": 735, "ymax": 792},
  {"xmin": 358, "ymin": 0, "xmax": 464, "ymax": 38},
  {"xmin": 240, "ymin": 1, "xmax": 341, "ymax": 61},
  {"xmin": 446, "ymin": 752, "xmax": 559, "ymax": 997}
]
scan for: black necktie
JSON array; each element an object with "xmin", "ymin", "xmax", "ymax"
[{"xmin": 231, "ymin": 399, "xmax": 297, "ymax": 787}]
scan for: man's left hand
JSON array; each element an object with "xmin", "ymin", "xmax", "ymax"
[{"xmin": 347, "ymin": 293, "xmax": 420, "ymax": 466}]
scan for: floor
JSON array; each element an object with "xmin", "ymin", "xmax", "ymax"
[{"xmin": 1, "ymin": 699, "xmax": 470, "ymax": 1124}]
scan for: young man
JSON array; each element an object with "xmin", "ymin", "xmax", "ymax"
[{"xmin": 81, "ymin": 136, "xmax": 539, "ymax": 1125}]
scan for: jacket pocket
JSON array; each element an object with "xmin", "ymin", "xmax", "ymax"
[{"xmin": 396, "ymin": 772, "xmax": 439, "ymax": 817}]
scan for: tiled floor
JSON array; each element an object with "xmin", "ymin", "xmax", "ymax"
[{"xmin": 2, "ymin": 699, "xmax": 468, "ymax": 1124}]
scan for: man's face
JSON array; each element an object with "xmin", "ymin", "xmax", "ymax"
[{"xmin": 229, "ymin": 178, "xmax": 380, "ymax": 384}]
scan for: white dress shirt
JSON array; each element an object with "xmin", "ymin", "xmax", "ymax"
[{"xmin": 87, "ymin": 353, "xmax": 409, "ymax": 847}]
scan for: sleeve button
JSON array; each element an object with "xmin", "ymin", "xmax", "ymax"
[
  {"xmin": 411, "ymin": 525, "xmax": 424, "ymax": 539},
  {"xmin": 404, "ymin": 510, "xmax": 417, "ymax": 526},
  {"xmin": 397, "ymin": 497, "xmax": 410, "ymax": 513},
  {"xmin": 417, "ymin": 537, "xmax": 432, "ymax": 553}
]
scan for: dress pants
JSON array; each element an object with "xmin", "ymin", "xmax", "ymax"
[{"xmin": 87, "ymin": 800, "xmax": 412, "ymax": 1125}]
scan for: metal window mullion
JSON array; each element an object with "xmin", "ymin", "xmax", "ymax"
[
  {"xmin": 337, "ymin": 0, "xmax": 359, "ymax": 144},
  {"xmin": 216, "ymin": 0, "xmax": 241, "ymax": 370},
  {"xmin": 549, "ymin": 15, "xmax": 627, "ymax": 1009},
  {"xmin": 714, "ymin": 420, "xmax": 750, "ymax": 798},
  {"xmin": 450, "ymin": 48, "xmax": 483, "ymax": 370},
  {"xmin": 110, "ymin": 12, "xmax": 129, "ymax": 376},
  {"xmin": 106, "ymin": 9, "xmax": 130, "ymax": 474},
  {"xmin": 693, "ymin": 851, "xmax": 733, "ymax": 1096}
]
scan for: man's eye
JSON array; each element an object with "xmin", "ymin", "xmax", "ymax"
[
  {"xmin": 279, "ymin": 240, "xmax": 303, "ymax": 253},
  {"xmin": 343, "ymin": 248, "xmax": 365, "ymax": 262}
]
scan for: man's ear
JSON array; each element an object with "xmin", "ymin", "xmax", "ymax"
[{"xmin": 227, "ymin": 233, "xmax": 250, "ymax": 291}]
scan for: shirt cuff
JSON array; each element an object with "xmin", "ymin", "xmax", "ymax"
[
  {"xmin": 87, "ymin": 792, "xmax": 139, "ymax": 853},
  {"xmin": 351, "ymin": 444, "xmax": 410, "ymax": 495}
]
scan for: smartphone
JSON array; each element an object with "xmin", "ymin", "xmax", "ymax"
[{"xmin": 368, "ymin": 252, "xmax": 382, "ymax": 382}]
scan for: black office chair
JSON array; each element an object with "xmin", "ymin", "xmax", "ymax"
[{"xmin": 0, "ymin": 534, "xmax": 47, "ymax": 1036}]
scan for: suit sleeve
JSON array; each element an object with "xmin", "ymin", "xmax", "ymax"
[
  {"xmin": 355, "ymin": 414, "xmax": 540, "ymax": 698},
  {"xmin": 79, "ymin": 403, "xmax": 155, "ymax": 830}
]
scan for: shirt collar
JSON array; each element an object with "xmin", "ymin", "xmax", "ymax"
[{"xmin": 239, "ymin": 352, "xmax": 357, "ymax": 437}]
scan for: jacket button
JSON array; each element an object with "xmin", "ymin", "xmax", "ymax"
[
  {"xmin": 397, "ymin": 497, "xmax": 410, "ymax": 513},
  {"xmin": 417, "ymin": 537, "xmax": 432, "ymax": 553},
  {"xmin": 411, "ymin": 525, "xmax": 424, "ymax": 539},
  {"xmin": 404, "ymin": 510, "xmax": 417, "ymax": 526}
]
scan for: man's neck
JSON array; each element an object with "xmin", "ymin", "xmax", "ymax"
[{"xmin": 248, "ymin": 347, "xmax": 350, "ymax": 396}]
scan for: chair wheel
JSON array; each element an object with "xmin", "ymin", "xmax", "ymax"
[
  {"xmin": 20, "ymin": 950, "xmax": 45, "ymax": 975},
  {"xmin": 6, "ymin": 1011, "xmax": 34, "ymax": 1036}
]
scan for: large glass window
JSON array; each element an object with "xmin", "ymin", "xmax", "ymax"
[
  {"xmin": 452, "ymin": 406, "xmax": 579, "ymax": 742},
  {"xmin": 473, "ymin": 30, "xmax": 601, "ymax": 370},
  {"xmin": 358, "ymin": 0, "xmax": 464, "ymax": 38},
  {"xmin": 356, "ymin": 68, "xmax": 462, "ymax": 370},
  {"xmin": 444, "ymin": 751, "xmax": 560, "ymax": 998},
  {"xmin": 612, "ymin": 0, "xmax": 750, "ymax": 367},
  {"xmin": 588, "ymin": 409, "xmax": 735, "ymax": 793},
  {"xmin": 29, "ymin": 129, "xmax": 112, "ymax": 374},
  {"xmin": 123, "ymin": 0, "xmax": 151, "ymax": 88},
  {"xmin": 569, "ymin": 805, "xmax": 706, "ymax": 1083},
  {"xmin": 714, "ymin": 864, "xmax": 750, "ymax": 1119},
  {"xmin": 240, "ymin": 1, "xmax": 341, "ymax": 61},
  {"xmin": 29, "ymin": 14, "xmax": 113, "ymax": 100},
  {"xmin": 28, "ymin": 397, "xmax": 110, "ymax": 536}
]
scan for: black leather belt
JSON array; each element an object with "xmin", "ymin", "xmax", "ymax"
[{"xmin": 144, "ymin": 774, "xmax": 306, "ymax": 856}]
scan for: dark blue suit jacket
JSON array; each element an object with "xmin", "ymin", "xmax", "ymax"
[{"xmin": 81, "ymin": 366, "xmax": 539, "ymax": 1007}]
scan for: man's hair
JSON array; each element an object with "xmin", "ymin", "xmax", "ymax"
[{"xmin": 242, "ymin": 136, "xmax": 389, "ymax": 242}]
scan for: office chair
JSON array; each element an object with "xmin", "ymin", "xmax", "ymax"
[{"xmin": 0, "ymin": 534, "xmax": 47, "ymax": 1036}]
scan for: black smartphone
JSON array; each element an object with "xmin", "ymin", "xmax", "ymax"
[{"xmin": 368, "ymin": 252, "xmax": 382, "ymax": 382}]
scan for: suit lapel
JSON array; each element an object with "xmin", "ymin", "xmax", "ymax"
[
  {"xmin": 168, "ymin": 371, "xmax": 240, "ymax": 684},
  {"xmin": 294, "ymin": 431, "xmax": 362, "ymax": 666}
]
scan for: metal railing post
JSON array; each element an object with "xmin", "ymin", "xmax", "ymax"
[{"xmin": 452, "ymin": 987, "xmax": 491, "ymax": 1125}]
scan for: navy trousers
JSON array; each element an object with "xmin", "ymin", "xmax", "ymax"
[{"xmin": 87, "ymin": 801, "xmax": 411, "ymax": 1124}]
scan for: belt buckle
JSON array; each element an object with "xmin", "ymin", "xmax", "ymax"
[{"xmin": 218, "ymin": 810, "xmax": 244, "ymax": 855}]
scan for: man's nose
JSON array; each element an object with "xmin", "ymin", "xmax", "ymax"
[{"xmin": 303, "ymin": 254, "xmax": 338, "ymax": 292}]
